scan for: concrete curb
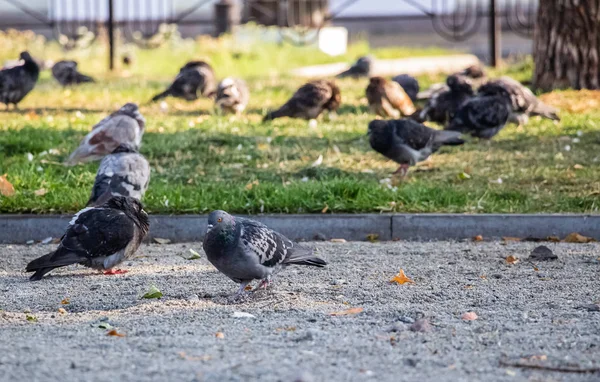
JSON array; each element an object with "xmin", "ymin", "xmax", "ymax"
[{"xmin": 1, "ymin": 214, "xmax": 599, "ymax": 244}]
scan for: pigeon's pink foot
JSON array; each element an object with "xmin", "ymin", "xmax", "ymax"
[
  {"xmin": 103, "ymin": 269, "xmax": 128, "ymax": 275},
  {"xmin": 392, "ymin": 164, "xmax": 410, "ymax": 178}
]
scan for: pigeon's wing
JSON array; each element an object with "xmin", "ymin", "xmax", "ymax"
[
  {"xmin": 171, "ymin": 69, "xmax": 203, "ymax": 99},
  {"xmin": 238, "ymin": 218, "xmax": 292, "ymax": 268},
  {"xmin": 392, "ymin": 74, "xmax": 419, "ymax": 101},
  {"xmin": 462, "ymin": 97, "xmax": 510, "ymax": 130},
  {"xmin": 384, "ymin": 81, "xmax": 416, "ymax": 115},
  {"xmin": 291, "ymin": 81, "xmax": 332, "ymax": 109},
  {"xmin": 58, "ymin": 208, "xmax": 135, "ymax": 260},
  {"xmin": 393, "ymin": 120, "xmax": 434, "ymax": 150}
]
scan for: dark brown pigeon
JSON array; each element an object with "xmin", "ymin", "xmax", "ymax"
[
  {"xmin": 151, "ymin": 60, "xmax": 216, "ymax": 102},
  {"xmin": 263, "ymin": 80, "xmax": 341, "ymax": 121}
]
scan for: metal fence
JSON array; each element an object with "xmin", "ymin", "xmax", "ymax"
[{"xmin": 0, "ymin": 0, "xmax": 538, "ymax": 69}]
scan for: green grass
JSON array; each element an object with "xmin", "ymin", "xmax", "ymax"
[{"xmin": 1, "ymin": 30, "xmax": 599, "ymax": 215}]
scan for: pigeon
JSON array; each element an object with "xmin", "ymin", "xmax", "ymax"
[
  {"xmin": 26, "ymin": 196, "xmax": 149, "ymax": 280},
  {"xmin": 418, "ymin": 74, "xmax": 474, "ymax": 124},
  {"xmin": 215, "ymin": 77, "xmax": 250, "ymax": 115},
  {"xmin": 416, "ymin": 64, "xmax": 485, "ymax": 100},
  {"xmin": 203, "ymin": 210, "xmax": 327, "ymax": 297},
  {"xmin": 478, "ymin": 76, "xmax": 559, "ymax": 122},
  {"xmin": 392, "ymin": 74, "xmax": 419, "ymax": 102},
  {"xmin": 51, "ymin": 60, "xmax": 95, "ymax": 86},
  {"xmin": 368, "ymin": 118, "xmax": 464, "ymax": 177},
  {"xmin": 366, "ymin": 77, "xmax": 416, "ymax": 118},
  {"xmin": 65, "ymin": 103, "xmax": 145, "ymax": 165},
  {"xmin": 263, "ymin": 80, "xmax": 341, "ymax": 121},
  {"xmin": 335, "ymin": 55, "xmax": 373, "ymax": 79},
  {"xmin": 0, "ymin": 51, "xmax": 39, "ymax": 109},
  {"xmin": 445, "ymin": 88, "xmax": 512, "ymax": 139},
  {"xmin": 151, "ymin": 60, "xmax": 216, "ymax": 102},
  {"xmin": 86, "ymin": 144, "xmax": 151, "ymax": 207}
]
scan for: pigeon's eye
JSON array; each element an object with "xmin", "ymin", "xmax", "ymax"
[{"xmin": 217, "ymin": 217, "xmax": 222, "ymax": 223}]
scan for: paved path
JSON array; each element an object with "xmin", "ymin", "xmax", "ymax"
[{"xmin": 1, "ymin": 241, "xmax": 599, "ymax": 381}]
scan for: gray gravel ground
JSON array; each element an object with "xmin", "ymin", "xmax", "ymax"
[{"xmin": 1, "ymin": 241, "xmax": 599, "ymax": 382}]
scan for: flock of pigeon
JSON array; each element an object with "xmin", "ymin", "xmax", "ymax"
[{"xmin": 1, "ymin": 51, "xmax": 559, "ymax": 298}]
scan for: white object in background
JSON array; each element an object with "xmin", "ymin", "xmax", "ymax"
[{"xmin": 318, "ymin": 27, "xmax": 348, "ymax": 56}]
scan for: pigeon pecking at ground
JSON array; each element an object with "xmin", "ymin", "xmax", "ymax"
[
  {"xmin": 418, "ymin": 74, "xmax": 474, "ymax": 124},
  {"xmin": 215, "ymin": 77, "xmax": 250, "ymax": 115},
  {"xmin": 203, "ymin": 210, "xmax": 327, "ymax": 298},
  {"xmin": 65, "ymin": 103, "xmax": 145, "ymax": 165},
  {"xmin": 368, "ymin": 118, "xmax": 464, "ymax": 177},
  {"xmin": 445, "ymin": 87, "xmax": 512, "ymax": 139},
  {"xmin": 478, "ymin": 76, "xmax": 559, "ymax": 123},
  {"xmin": 335, "ymin": 55, "xmax": 373, "ymax": 79},
  {"xmin": 86, "ymin": 144, "xmax": 151, "ymax": 207},
  {"xmin": 26, "ymin": 196, "xmax": 149, "ymax": 280},
  {"xmin": 0, "ymin": 51, "xmax": 39, "ymax": 109},
  {"xmin": 263, "ymin": 79, "xmax": 341, "ymax": 121},
  {"xmin": 51, "ymin": 60, "xmax": 95, "ymax": 86},
  {"xmin": 392, "ymin": 74, "xmax": 419, "ymax": 102},
  {"xmin": 457, "ymin": 64, "xmax": 487, "ymax": 87},
  {"xmin": 150, "ymin": 60, "xmax": 216, "ymax": 102},
  {"xmin": 366, "ymin": 76, "xmax": 416, "ymax": 118}
]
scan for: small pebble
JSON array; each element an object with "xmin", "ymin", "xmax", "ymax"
[{"xmin": 410, "ymin": 318, "xmax": 432, "ymax": 333}]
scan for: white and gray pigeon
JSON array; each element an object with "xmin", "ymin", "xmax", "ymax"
[
  {"xmin": 0, "ymin": 51, "xmax": 39, "ymax": 109},
  {"xmin": 86, "ymin": 144, "xmax": 150, "ymax": 207},
  {"xmin": 419, "ymin": 74, "xmax": 474, "ymax": 124},
  {"xmin": 51, "ymin": 60, "xmax": 95, "ymax": 86},
  {"xmin": 203, "ymin": 210, "xmax": 327, "ymax": 297},
  {"xmin": 26, "ymin": 196, "xmax": 149, "ymax": 280},
  {"xmin": 151, "ymin": 60, "xmax": 216, "ymax": 102},
  {"xmin": 65, "ymin": 103, "xmax": 145, "ymax": 165},
  {"xmin": 215, "ymin": 77, "xmax": 250, "ymax": 115},
  {"xmin": 445, "ymin": 88, "xmax": 512, "ymax": 139},
  {"xmin": 335, "ymin": 55, "xmax": 373, "ymax": 79},
  {"xmin": 478, "ymin": 76, "xmax": 559, "ymax": 123},
  {"xmin": 368, "ymin": 118, "xmax": 465, "ymax": 177},
  {"xmin": 392, "ymin": 74, "xmax": 419, "ymax": 102}
]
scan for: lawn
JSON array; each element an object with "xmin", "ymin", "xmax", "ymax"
[{"xmin": 1, "ymin": 29, "xmax": 599, "ymax": 215}]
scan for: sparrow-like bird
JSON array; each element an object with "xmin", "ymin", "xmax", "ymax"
[
  {"xmin": 203, "ymin": 210, "xmax": 327, "ymax": 297},
  {"xmin": 51, "ymin": 60, "xmax": 95, "ymax": 86},
  {"xmin": 366, "ymin": 77, "xmax": 416, "ymax": 118},
  {"xmin": 65, "ymin": 103, "xmax": 145, "ymax": 165},
  {"xmin": 445, "ymin": 88, "xmax": 512, "ymax": 139},
  {"xmin": 392, "ymin": 74, "xmax": 419, "ymax": 102},
  {"xmin": 86, "ymin": 144, "xmax": 150, "ymax": 207},
  {"xmin": 151, "ymin": 60, "xmax": 216, "ymax": 102},
  {"xmin": 0, "ymin": 51, "xmax": 39, "ymax": 109},
  {"xmin": 263, "ymin": 80, "xmax": 341, "ymax": 121},
  {"xmin": 335, "ymin": 55, "xmax": 373, "ymax": 79},
  {"xmin": 368, "ymin": 118, "xmax": 464, "ymax": 177},
  {"xmin": 478, "ymin": 76, "xmax": 559, "ymax": 122},
  {"xmin": 26, "ymin": 196, "xmax": 149, "ymax": 280},
  {"xmin": 215, "ymin": 77, "xmax": 250, "ymax": 115},
  {"xmin": 418, "ymin": 74, "xmax": 474, "ymax": 124}
]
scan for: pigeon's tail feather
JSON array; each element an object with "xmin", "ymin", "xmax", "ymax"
[
  {"xmin": 434, "ymin": 130, "xmax": 465, "ymax": 146},
  {"xmin": 263, "ymin": 105, "xmax": 291, "ymax": 122},
  {"xmin": 284, "ymin": 248, "xmax": 327, "ymax": 267},
  {"xmin": 151, "ymin": 89, "xmax": 171, "ymax": 102},
  {"xmin": 335, "ymin": 68, "xmax": 353, "ymax": 78},
  {"xmin": 76, "ymin": 73, "xmax": 95, "ymax": 84},
  {"xmin": 64, "ymin": 147, "xmax": 95, "ymax": 166},
  {"xmin": 26, "ymin": 249, "xmax": 84, "ymax": 281},
  {"xmin": 532, "ymin": 102, "xmax": 560, "ymax": 121}
]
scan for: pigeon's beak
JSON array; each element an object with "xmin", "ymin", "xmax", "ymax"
[{"xmin": 207, "ymin": 223, "xmax": 214, "ymax": 230}]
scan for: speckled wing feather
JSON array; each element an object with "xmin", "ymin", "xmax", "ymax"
[{"xmin": 238, "ymin": 218, "xmax": 292, "ymax": 268}]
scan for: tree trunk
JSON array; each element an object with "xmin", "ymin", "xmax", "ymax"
[{"xmin": 533, "ymin": 0, "xmax": 600, "ymax": 91}]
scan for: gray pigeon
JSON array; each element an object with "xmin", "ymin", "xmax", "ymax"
[
  {"xmin": 215, "ymin": 77, "xmax": 250, "ymax": 115},
  {"xmin": 368, "ymin": 118, "xmax": 464, "ymax": 177},
  {"xmin": 392, "ymin": 74, "xmax": 419, "ymax": 102},
  {"xmin": 26, "ymin": 196, "xmax": 149, "ymax": 280},
  {"xmin": 51, "ymin": 60, "xmax": 95, "ymax": 86},
  {"xmin": 151, "ymin": 60, "xmax": 216, "ymax": 102},
  {"xmin": 65, "ymin": 103, "xmax": 145, "ymax": 165},
  {"xmin": 203, "ymin": 210, "xmax": 327, "ymax": 297},
  {"xmin": 478, "ymin": 76, "xmax": 559, "ymax": 123},
  {"xmin": 419, "ymin": 74, "xmax": 474, "ymax": 124},
  {"xmin": 445, "ymin": 89, "xmax": 512, "ymax": 139},
  {"xmin": 86, "ymin": 144, "xmax": 150, "ymax": 207},
  {"xmin": 336, "ymin": 56, "xmax": 373, "ymax": 79},
  {"xmin": 0, "ymin": 51, "xmax": 39, "ymax": 109}
]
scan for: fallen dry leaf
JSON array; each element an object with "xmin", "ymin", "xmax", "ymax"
[
  {"xmin": 245, "ymin": 180, "xmax": 259, "ymax": 190},
  {"xmin": 58, "ymin": 308, "xmax": 67, "ymax": 314},
  {"xmin": 573, "ymin": 164, "xmax": 584, "ymax": 170},
  {"xmin": 215, "ymin": 332, "xmax": 225, "ymax": 339},
  {"xmin": 329, "ymin": 307, "xmax": 364, "ymax": 316},
  {"xmin": 106, "ymin": 329, "xmax": 126, "ymax": 337},
  {"xmin": 390, "ymin": 269, "xmax": 415, "ymax": 285},
  {"xmin": 330, "ymin": 238, "xmax": 346, "ymax": 243},
  {"xmin": 506, "ymin": 255, "xmax": 520, "ymax": 264},
  {"xmin": 473, "ymin": 235, "xmax": 483, "ymax": 242},
  {"xmin": 547, "ymin": 236, "xmax": 561, "ymax": 242},
  {"xmin": 461, "ymin": 311, "xmax": 478, "ymax": 321},
  {"xmin": 61, "ymin": 298, "xmax": 70, "ymax": 305},
  {"xmin": 153, "ymin": 237, "xmax": 171, "ymax": 244},
  {"xmin": 563, "ymin": 232, "xmax": 596, "ymax": 243},
  {"xmin": 0, "ymin": 174, "xmax": 15, "ymax": 197},
  {"xmin": 321, "ymin": 205, "xmax": 329, "ymax": 213},
  {"xmin": 502, "ymin": 236, "xmax": 521, "ymax": 242},
  {"xmin": 366, "ymin": 233, "xmax": 379, "ymax": 243},
  {"xmin": 34, "ymin": 188, "xmax": 48, "ymax": 196}
]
